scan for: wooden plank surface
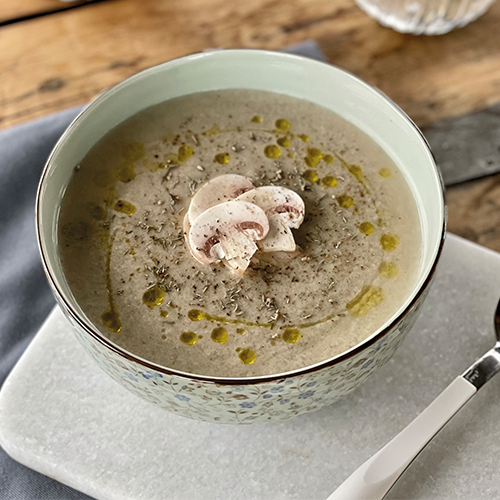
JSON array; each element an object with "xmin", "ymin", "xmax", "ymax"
[
  {"xmin": 0, "ymin": 0, "xmax": 94, "ymax": 24},
  {"xmin": 1, "ymin": 0, "xmax": 500, "ymax": 131},
  {"xmin": 1, "ymin": 0, "xmax": 500, "ymax": 252},
  {"xmin": 448, "ymin": 174, "xmax": 500, "ymax": 252}
]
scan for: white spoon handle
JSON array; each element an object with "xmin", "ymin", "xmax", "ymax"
[{"xmin": 327, "ymin": 376, "xmax": 476, "ymax": 500}]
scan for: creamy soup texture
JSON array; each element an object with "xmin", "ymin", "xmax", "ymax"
[{"xmin": 58, "ymin": 89, "xmax": 421, "ymax": 377}]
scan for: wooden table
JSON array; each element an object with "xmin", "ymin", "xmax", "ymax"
[{"xmin": 2, "ymin": 0, "xmax": 500, "ymax": 250}]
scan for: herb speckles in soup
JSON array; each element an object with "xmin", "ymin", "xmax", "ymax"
[{"xmin": 58, "ymin": 90, "xmax": 421, "ymax": 377}]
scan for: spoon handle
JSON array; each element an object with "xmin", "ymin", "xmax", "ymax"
[{"xmin": 327, "ymin": 376, "xmax": 476, "ymax": 500}]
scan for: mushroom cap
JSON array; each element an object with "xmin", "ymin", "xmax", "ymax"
[
  {"xmin": 236, "ymin": 186, "xmax": 305, "ymax": 228},
  {"xmin": 188, "ymin": 174, "xmax": 254, "ymax": 224},
  {"xmin": 188, "ymin": 200, "xmax": 269, "ymax": 272}
]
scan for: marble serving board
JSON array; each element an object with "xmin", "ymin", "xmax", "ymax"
[{"xmin": 1, "ymin": 233, "xmax": 500, "ymax": 500}]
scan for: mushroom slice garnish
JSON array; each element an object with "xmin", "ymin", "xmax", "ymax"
[
  {"xmin": 261, "ymin": 217, "xmax": 296, "ymax": 252},
  {"xmin": 188, "ymin": 200, "xmax": 269, "ymax": 274},
  {"xmin": 236, "ymin": 186, "xmax": 305, "ymax": 252},
  {"xmin": 188, "ymin": 174, "xmax": 254, "ymax": 224}
]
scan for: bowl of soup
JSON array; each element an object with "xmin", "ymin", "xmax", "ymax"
[{"xmin": 36, "ymin": 50, "xmax": 445, "ymax": 424}]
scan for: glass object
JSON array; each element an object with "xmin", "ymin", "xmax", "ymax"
[{"xmin": 355, "ymin": 0, "xmax": 496, "ymax": 35}]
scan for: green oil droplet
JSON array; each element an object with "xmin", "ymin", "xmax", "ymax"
[
  {"xmin": 236, "ymin": 328, "xmax": 246, "ymax": 335},
  {"xmin": 377, "ymin": 218, "xmax": 386, "ymax": 228},
  {"xmin": 188, "ymin": 309, "xmax": 204, "ymax": 321},
  {"xmin": 282, "ymin": 328, "xmax": 301, "ymax": 344},
  {"xmin": 304, "ymin": 148, "xmax": 323, "ymax": 168},
  {"xmin": 347, "ymin": 286, "xmax": 384, "ymax": 317},
  {"xmin": 177, "ymin": 145, "xmax": 193, "ymax": 163},
  {"xmin": 337, "ymin": 194, "xmax": 354, "ymax": 209},
  {"xmin": 211, "ymin": 327, "xmax": 228, "ymax": 344},
  {"xmin": 163, "ymin": 153, "xmax": 179, "ymax": 164},
  {"xmin": 320, "ymin": 176, "xmax": 338, "ymax": 188},
  {"xmin": 117, "ymin": 163, "xmax": 136, "ymax": 183},
  {"xmin": 359, "ymin": 222, "xmax": 374, "ymax": 236},
  {"xmin": 160, "ymin": 310, "xmax": 169, "ymax": 318},
  {"xmin": 239, "ymin": 348, "xmax": 257, "ymax": 365},
  {"xmin": 379, "ymin": 262, "xmax": 399, "ymax": 278},
  {"xmin": 121, "ymin": 141, "xmax": 145, "ymax": 162},
  {"xmin": 379, "ymin": 168, "xmax": 392, "ymax": 178},
  {"xmin": 301, "ymin": 169, "xmax": 318, "ymax": 183},
  {"xmin": 275, "ymin": 119, "xmax": 290, "ymax": 131},
  {"xmin": 251, "ymin": 115, "xmax": 263, "ymax": 123},
  {"xmin": 142, "ymin": 285, "xmax": 165, "ymax": 309},
  {"xmin": 323, "ymin": 154, "xmax": 334, "ymax": 164},
  {"xmin": 348, "ymin": 164, "xmax": 364, "ymax": 183},
  {"xmin": 264, "ymin": 145, "xmax": 281, "ymax": 159},
  {"xmin": 214, "ymin": 153, "xmax": 230, "ymax": 164},
  {"xmin": 380, "ymin": 233, "xmax": 400, "ymax": 252},
  {"xmin": 298, "ymin": 134, "xmax": 310, "ymax": 142},
  {"xmin": 101, "ymin": 309, "xmax": 122, "ymax": 333},
  {"xmin": 85, "ymin": 202, "xmax": 106, "ymax": 221},
  {"xmin": 277, "ymin": 137, "xmax": 290, "ymax": 148},
  {"xmin": 114, "ymin": 200, "xmax": 136, "ymax": 215},
  {"xmin": 180, "ymin": 332, "xmax": 198, "ymax": 346}
]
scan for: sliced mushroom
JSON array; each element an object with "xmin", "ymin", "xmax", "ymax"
[
  {"xmin": 188, "ymin": 200, "xmax": 269, "ymax": 274},
  {"xmin": 183, "ymin": 213, "xmax": 198, "ymax": 262},
  {"xmin": 236, "ymin": 186, "xmax": 305, "ymax": 252},
  {"xmin": 261, "ymin": 217, "xmax": 296, "ymax": 252},
  {"xmin": 188, "ymin": 174, "xmax": 254, "ymax": 224}
]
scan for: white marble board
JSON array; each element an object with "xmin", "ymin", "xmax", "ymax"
[{"xmin": 1, "ymin": 233, "xmax": 500, "ymax": 500}]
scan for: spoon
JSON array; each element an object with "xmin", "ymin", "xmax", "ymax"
[{"xmin": 328, "ymin": 297, "xmax": 500, "ymax": 500}]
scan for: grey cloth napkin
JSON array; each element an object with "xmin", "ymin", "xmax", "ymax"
[{"xmin": 0, "ymin": 41, "xmax": 326, "ymax": 500}]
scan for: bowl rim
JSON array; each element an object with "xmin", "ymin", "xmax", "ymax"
[{"xmin": 36, "ymin": 48, "xmax": 446, "ymax": 386}]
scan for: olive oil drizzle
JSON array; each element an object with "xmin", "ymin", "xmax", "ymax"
[
  {"xmin": 188, "ymin": 308, "xmax": 337, "ymax": 331},
  {"xmin": 100, "ymin": 234, "xmax": 122, "ymax": 333},
  {"xmin": 334, "ymin": 153, "xmax": 370, "ymax": 193},
  {"xmin": 201, "ymin": 124, "xmax": 317, "ymax": 145},
  {"xmin": 346, "ymin": 286, "xmax": 384, "ymax": 317},
  {"xmin": 196, "ymin": 124, "xmax": 372, "ymax": 200},
  {"xmin": 188, "ymin": 309, "xmax": 275, "ymax": 329}
]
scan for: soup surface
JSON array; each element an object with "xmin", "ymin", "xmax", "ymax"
[{"xmin": 59, "ymin": 89, "xmax": 421, "ymax": 377}]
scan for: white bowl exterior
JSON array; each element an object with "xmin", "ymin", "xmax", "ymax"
[{"xmin": 38, "ymin": 50, "xmax": 444, "ymax": 422}]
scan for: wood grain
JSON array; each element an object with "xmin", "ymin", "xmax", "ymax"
[
  {"xmin": 1, "ymin": 0, "xmax": 500, "ymax": 131},
  {"xmin": 447, "ymin": 173, "xmax": 500, "ymax": 253},
  {"xmin": 0, "ymin": 0, "xmax": 95, "ymax": 24}
]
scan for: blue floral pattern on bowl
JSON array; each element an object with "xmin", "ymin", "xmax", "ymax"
[{"xmin": 66, "ymin": 286, "xmax": 427, "ymax": 424}]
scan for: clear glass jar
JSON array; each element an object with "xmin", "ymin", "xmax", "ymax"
[{"xmin": 354, "ymin": 0, "xmax": 496, "ymax": 35}]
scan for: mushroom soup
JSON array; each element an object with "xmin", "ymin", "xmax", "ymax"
[{"xmin": 58, "ymin": 89, "xmax": 421, "ymax": 377}]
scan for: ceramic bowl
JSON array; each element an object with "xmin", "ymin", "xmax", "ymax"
[{"xmin": 36, "ymin": 50, "xmax": 445, "ymax": 424}]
